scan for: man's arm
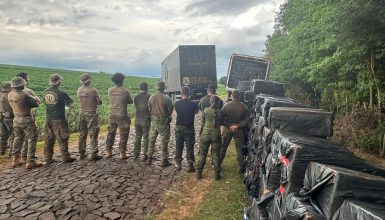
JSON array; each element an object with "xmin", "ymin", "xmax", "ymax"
[
  {"xmin": 126, "ymin": 91, "xmax": 133, "ymax": 104},
  {"xmin": 237, "ymin": 105, "xmax": 251, "ymax": 128},
  {"xmin": 96, "ymin": 90, "xmax": 102, "ymax": 105}
]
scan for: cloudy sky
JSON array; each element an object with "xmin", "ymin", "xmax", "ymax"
[{"xmin": 0, "ymin": 0, "xmax": 284, "ymax": 77}]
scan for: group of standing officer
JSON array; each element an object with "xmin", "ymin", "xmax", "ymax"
[{"xmin": 0, "ymin": 72, "xmax": 250, "ymax": 180}]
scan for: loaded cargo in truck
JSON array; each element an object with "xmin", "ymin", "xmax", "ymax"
[
  {"xmin": 226, "ymin": 54, "xmax": 271, "ymax": 90},
  {"xmin": 161, "ymin": 45, "xmax": 217, "ymax": 101},
  {"xmin": 225, "ymin": 54, "xmax": 271, "ymax": 102}
]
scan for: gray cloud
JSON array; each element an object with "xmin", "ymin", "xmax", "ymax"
[
  {"xmin": 185, "ymin": 0, "xmax": 269, "ymax": 15},
  {"xmin": 0, "ymin": 0, "xmax": 285, "ymax": 77}
]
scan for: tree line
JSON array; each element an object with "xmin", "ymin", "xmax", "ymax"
[{"xmin": 265, "ymin": 0, "xmax": 385, "ymax": 113}]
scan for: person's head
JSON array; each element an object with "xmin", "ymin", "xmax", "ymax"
[
  {"xmin": 210, "ymin": 95, "xmax": 220, "ymax": 108},
  {"xmin": 1, "ymin": 81, "xmax": 11, "ymax": 93},
  {"xmin": 139, "ymin": 82, "xmax": 148, "ymax": 92},
  {"xmin": 157, "ymin": 81, "xmax": 166, "ymax": 92},
  {"xmin": 111, "ymin": 72, "xmax": 125, "ymax": 86},
  {"xmin": 49, "ymin": 74, "xmax": 63, "ymax": 87},
  {"xmin": 10, "ymin": 77, "xmax": 25, "ymax": 91},
  {"xmin": 231, "ymin": 90, "xmax": 240, "ymax": 100},
  {"xmin": 80, "ymin": 73, "xmax": 92, "ymax": 86},
  {"xmin": 207, "ymin": 84, "xmax": 216, "ymax": 95},
  {"xmin": 16, "ymin": 72, "xmax": 29, "ymax": 85},
  {"xmin": 181, "ymin": 86, "xmax": 190, "ymax": 99}
]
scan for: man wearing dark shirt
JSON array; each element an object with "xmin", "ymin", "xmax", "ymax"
[
  {"xmin": 133, "ymin": 82, "xmax": 151, "ymax": 160},
  {"xmin": 43, "ymin": 74, "xmax": 76, "ymax": 164},
  {"xmin": 174, "ymin": 86, "xmax": 199, "ymax": 171},
  {"xmin": 198, "ymin": 84, "xmax": 223, "ymax": 112}
]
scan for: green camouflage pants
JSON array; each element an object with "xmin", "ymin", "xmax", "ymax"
[
  {"xmin": 44, "ymin": 119, "xmax": 71, "ymax": 161},
  {"xmin": 134, "ymin": 119, "xmax": 150, "ymax": 157},
  {"xmin": 197, "ymin": 129, "xmax": 221, "ymax": 172},
  {"xmin": 106, "ymin": 115, "xmax": 130, "ymax": 153},
  {"xmin": 78, "ymin": 112, "xmax": 100, "ymax": 155},
  {"xmin": 13, "ymin": 116, "xmax": 38, "ymax": 162},
  {"xmin": 220, "ymin": 127, "xmax": 245, "ymax": 170},
  {"xmin": 0, "ymin": 117, "xmax": 14, "ymax": 155},
  {"xmin": 174, "ymin": 125, "xmax": 195, "ymax": 164},
  {"xmin": 148, "ymin": 116, "xmax": 170, "ymax": 160}
]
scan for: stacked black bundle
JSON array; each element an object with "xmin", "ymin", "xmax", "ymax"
[
  {"xmin": 300, "ymin": 162, "xmax": 385, "ymax": 219},
  {"xmin": 242, "ymin": 77, "xmax": 385, "ymax": 220},
  {"xmin": 333, "ymin": 199, "xmax": 385, "ymax": 220}
]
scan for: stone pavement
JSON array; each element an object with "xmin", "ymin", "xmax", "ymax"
[{"xmin": 0, "ymin": 115, "xmax": 201, "ymax": 220}]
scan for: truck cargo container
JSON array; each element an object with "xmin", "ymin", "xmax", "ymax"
[{"xmin": 161, "ymin": 45, "xmax": 217, "ymax": 100}]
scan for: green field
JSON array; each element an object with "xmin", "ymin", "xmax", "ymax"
[
  {"xmin": 0, "ymin": 64, "xmax": 159, "ymax": 138},
  {"xmin": 0, "ymin": 64, "xmax": 226, "ymax": 138}
]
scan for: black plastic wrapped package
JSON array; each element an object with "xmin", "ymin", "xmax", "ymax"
[
  {"xmin": 332, "ymin": 199, "xmax": 385, "ymax": 220},
  {"xmin": 268, "ymin": 107, "xmax": 333, "ymax": 137},
  {"xmin": 300, "ymin": 162, "xmax": 385, "ymax": 219},
  {"xmin": 271, "ymin": 130, "xmax": 385, "ymax": 187},
  {"xmin": 251, "ymin": 79, "xmax": 285, "ymax": 96},
  {"xmin": 261, "ymin": 98, "xmax": 303, "ymax": 121},
  {"xmin": 255, "ymin": 94, "xmax": 295, "ymax": 113}
]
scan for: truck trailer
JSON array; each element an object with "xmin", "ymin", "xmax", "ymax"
[
  {"xmin": 226, "ymin": 54, "xmax": 271, "ymax": 91},
  {"xmin": 161, "ymin": 45, "xmax": 217, "ymax": 100}
]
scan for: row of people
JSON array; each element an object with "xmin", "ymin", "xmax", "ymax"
[{"xmin": 0, "ymin": 72, "xmax": 250, "ymax": 179}]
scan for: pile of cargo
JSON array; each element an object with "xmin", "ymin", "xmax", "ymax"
[{"xmin": 241, "ymin": 79, "xmax": 385, "ymax": 220}]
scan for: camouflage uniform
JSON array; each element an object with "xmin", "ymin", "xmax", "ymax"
[
  {"xmin": 43, "ymin": 74, "xmax": 75, "ymax": 163},
  {"xmin": 196, "ymin": 98, "xmax": 224, "ymax": 179},
  {"xmin": 21, "ymin": 86, "xmax": 40, "ymax": 161},
  {"xmin": 105, "ymin": 85, "xmax": 133, "ymax": 158},
  {"xmin": 220, "ymin": 98, "xmax": 250, "ymax": 173},
  {"xmin": 77, "ymin": 74, "xmax": 102, "ymax": 160},
  {"xmin": 133, "ymin": 91, "xmax": 151, "ymax": 159},
  {"xmin": 0, "ymin": 82, "xmax": 14, "ymax": 156},
  {"xmin": 8, "ymin": 77, "xmax": 40, "ymax": 167},
  {"xmin": 174, "ymin": 98, "xmax": 199, "ymax": 170},
  {"xmin": 198, "ymin": 94, "xmax": 224, "ymax": 112},
  {"xmin": 147, "ymin": 82, "xmax": 173, "ymax": 165}
]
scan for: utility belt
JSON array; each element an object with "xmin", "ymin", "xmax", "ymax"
[{"xmin": 0, "ymin": 112, "xmax": 14, "ymax": 119}]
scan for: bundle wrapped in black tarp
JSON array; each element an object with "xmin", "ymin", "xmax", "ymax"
[
  {"xmin": 261, "ymin": 98, "xmax": 303, "ymax": 121},
  {"xmin": 300, "ymin": 162, "xmax": 385, "ymax": 219},
  {"xmin": 332, "ymin": 199, "xmax": 385, "ymax": 220},
  {"xmin": 251, "ymin": 79, "xmax": 285, "ymax": 96},
  {"xmin": 270, "ymin": 192, "xmax": 325, "ymax": 220},
  {"xmin": 268, "ymin": 107, "xmax": 333, "ymax": 137},
  {"xmin": 271, "ymin": 130, "xmax": 385, "ymax": 188},
  {"xmin": 261, "ymin": 153, "xmax": 281, "ymax": 191},
  {"xmin": 243, "ymin": 196, "xmax": 268, "ymax": 220}
]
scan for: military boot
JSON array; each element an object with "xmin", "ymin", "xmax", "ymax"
[
  {"xmin": 79, "ymin": 153, "xmax": 86, "ymax": 160},
  {"xmin": 133, "ymin": 154, "xmax": 139, "ymax": 160},
  {"xmin": 89, "ymin": 153, "xmax": 102, "ymax": 161},
  {"xmin": 146, "ymin": 156, "xmax": 152, "ymax": 165},
  {"xmin": 120, "ymin": 152, "xmax": 128, "ymax": 160},
  {"xmin": 45, "ymin": 158, "xmax": 59, "ymax": 166},
  {"xmin": 12, "ymin": 157, "xmax": 21, "ymax": 168},
  {"xmin": 26, "ymin": 161, "xmax": 42, "ymax": 169},
  {"xmin": 63, "ymin": 156, "xmax": 76, "ymax": 163},
  {"xmin": 215, "ymin": 171, "xmax": 221, "ymax": 180},
  {"xmin": 161, "ymin": 159, "xmax": 172, "ymax": 167},
  {"xmin": 19, "ymin": 157, "xmax": 27, "ymax": 165},
  {"xmin": 196, "ymin": 169, "xmax": 203, "ymax": 180},
  {"xmin": 142, "ymin": 155, "xmax": 148, "ymax": 161},
  {"xmin": 105, "ymin": 151, "xmax": 112, "ymax": 159},
  {"xmin": 175, "ymin": 161, "xmax": 182, "ymax": 170},
  {"xmin": 187, "ymin": 163, "xmax": 196, "ymax": 172}
]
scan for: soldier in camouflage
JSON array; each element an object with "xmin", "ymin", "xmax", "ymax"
[
  {"xmin": 198, "ymin": 84, "xmax": 223, "ymax": 112},
  {"xmin": 16, "ymin": 72, "xmax": 40, "ymax": 164},
  {"xmin": 105, "ymin": 73, "xmax": 133, "ymax": 160},
  {"xmin": 220, "ymin": 90, "xmax": 250, "ymax": 173},
  {"xmin": 147, "ymin": 81, "xmax": 173, "ymax": 167},
  {"xmin": 174, "ymin": 86, "xmax": 199, "ymax": 172},
  {"xmin": 8, "ymin": 77, "xmax": 41, "ymax": 169},
  {"xmin": 43, "ymin": 74, "xmax": 76, "ymax": 164},
  {"xmin": 196, "ymin": 95, "xmax": 224, "ymax": 180},
  {"xmin": 0, "ymin": 82, "xmax": 14, "ymax": 157},
  {"xmin": 133, "ymin": 82, "xmax": 151, "ymax": 161},
  {"xmin": 77, "ymin": 73, "xmax": 103, "ymax": 160}
]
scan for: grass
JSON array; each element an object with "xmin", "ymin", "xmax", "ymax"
[
  {"xmin": 0, "ymin": 64, "xmax": 158, "ymax": 137},
  {"xmin": 155, "ymin": 142, "xmax": 246, "ymax": 220}
]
